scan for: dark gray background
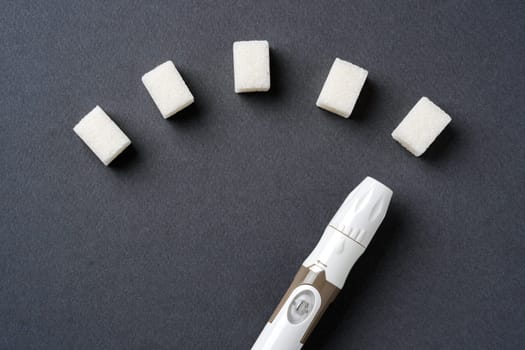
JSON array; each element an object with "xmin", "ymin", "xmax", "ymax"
[{"xmin": 1, "ymin": 1, "xmax": 524, "ymax": 349}]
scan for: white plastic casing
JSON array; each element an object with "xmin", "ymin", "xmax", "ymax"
[
  {"xmin": 304, "ymin": 176, "xmax": 392, "ymax": 288},
  {"xmin": 252, "ymin": 177, "xmax": 392, "ymax": 350},
  {"xmin": 302, "ymin": 226, "xmax": 364, "ymax": 289}
]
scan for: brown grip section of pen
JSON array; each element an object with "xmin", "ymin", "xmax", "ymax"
[{"xmin": 268, "ymin": 265, "xmax": 340, "ymax": 344}]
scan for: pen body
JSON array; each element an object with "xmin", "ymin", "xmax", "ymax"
[
  {"xmin": 252, "ymin": 177, "xmax": 392, "ymax": 349},
  {"xmin": 252, "ymin": 227, "xmax": 365, "ymax": 350}
]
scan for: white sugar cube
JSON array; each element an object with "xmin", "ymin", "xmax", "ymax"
[
  {"xmin": 316, "ymin": 58, "xmax": 368, "ymax": 118},
  {"xmin": 73, "ymin": 106, "xmax": 131, "ymax": 166},
  {"xmin": 392, "ymin": 97, "xmax": 452, "ymax": 157},
  {"xmin": 142, "ymin": 60, "xmax": 194, "ymax": 118},
  {"xmin": 233, "ymin": 40, "xmax": 270, "ymax": 93}
]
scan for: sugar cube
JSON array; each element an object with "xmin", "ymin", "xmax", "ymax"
[
  {"xmin": 391, "ymin": 97, "xmax": 452, "ymax": 157},
  {"xmin": 233, "ymin": 40, "xmax": 270, "ymax": 93},
  {"xmin": 73, "ymin": 106, "xmax": 131, "ymax": 166},
  {"xmin": 142, "ymin": 60, "xmax": 194, "ymax": 118},
  {"xmin": 316, "ymin": 58, "xmax": 368, "ymax": 118}
]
